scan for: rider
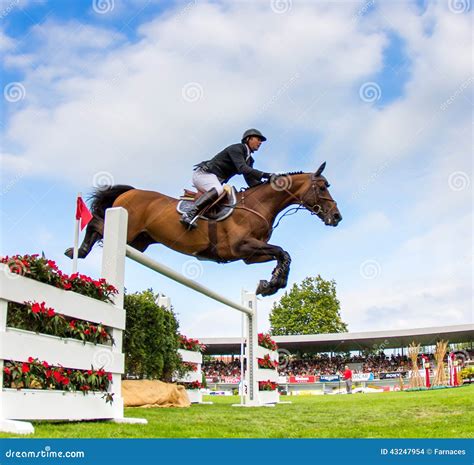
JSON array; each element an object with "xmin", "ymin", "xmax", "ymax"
[{"xmin": 180, "ymin": 129, "xmax": 275, "ymax": 229}]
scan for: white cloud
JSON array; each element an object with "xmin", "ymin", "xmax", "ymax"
[{"xmin": 2, "ymin": 1, "xmax": 387, "ymax": 192}]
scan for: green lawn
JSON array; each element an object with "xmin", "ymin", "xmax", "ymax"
[{"xmin": 2, "ymin": 385, "xmax": 473, "ymax": 438}]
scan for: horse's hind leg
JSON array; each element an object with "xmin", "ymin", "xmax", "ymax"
[
  {"xmin": 65, "ymin": 217, "xmax": 103, "ymax": 259},
  {"xmin": 129, "ymin": 231, "xmax": 155, "ymax": 253}
]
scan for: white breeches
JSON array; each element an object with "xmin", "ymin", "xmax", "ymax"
[{"xmin": 192, "ymin": 169, "xmax": 224, "ymax": 195}]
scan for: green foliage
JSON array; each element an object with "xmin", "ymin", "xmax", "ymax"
[
  {"xmin": 270, "ymin": 275, "xmax": 348, "ymax": 335},
  {"xmin": 123, "ymin": 290, "xmax": 181, "ymax": 381}
]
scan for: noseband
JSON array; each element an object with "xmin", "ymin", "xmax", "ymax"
[{"xmin": 284, "ymin": 175, "xmax": 337, "ymax": 217}]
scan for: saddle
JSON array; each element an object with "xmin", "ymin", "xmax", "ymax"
[{"xmin": 176, "ymin": 185, "xmax": 236, "ymax": 222}]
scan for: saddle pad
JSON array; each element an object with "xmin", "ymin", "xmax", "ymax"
[{"xmin": 176, "ymin": 187, "xmax": 237, "ymax": 222}]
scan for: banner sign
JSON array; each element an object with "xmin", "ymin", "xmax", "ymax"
[
  {"xmin": 222, "ymin": 376, "xmax": 240, "ymax": 384},
  {"xmin": 352, "ymin": 373, "xmax": 374, "ymax": 381},
  {"xmin": 380, "ymin": 372, "xmax": 407, "ymax": 379},
  {"xmin": 288, "ymin": 375, "xmax": 317, "ymax": 383},
  {"xmin": 320, "ymin": 375, "xmax": 340, "ymax": 382}
]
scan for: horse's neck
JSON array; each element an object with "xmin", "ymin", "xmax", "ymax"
[{"xmin": 245, "ymin": 174, "xmax": 310, "ymax": 224}]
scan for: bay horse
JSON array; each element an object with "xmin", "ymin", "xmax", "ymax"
[{"xmin": 65, "ymin": 162, "xmax": 342, "ymax": 296}]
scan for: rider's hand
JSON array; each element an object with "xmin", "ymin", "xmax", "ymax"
[{"xmin": 261, "ymin": 172, "xmax": 277, "ymax": 180}]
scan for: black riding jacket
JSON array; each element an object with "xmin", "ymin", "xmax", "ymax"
[{"xmin": 195, "ymin": 143, "xmax": 265, "ymax": 187}]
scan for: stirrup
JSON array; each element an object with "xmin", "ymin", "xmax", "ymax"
[{"xmin": 180, "ymin": 213, "xmax": 198, "ymax": 230}]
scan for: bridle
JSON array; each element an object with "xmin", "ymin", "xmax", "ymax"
[
  {"xmin": 231, "ymin": 174, "xmax": 338, "ymax": 230},
  {"xmin": 282, "ymin": 174, "xmax": 337, "ymax": 217}
]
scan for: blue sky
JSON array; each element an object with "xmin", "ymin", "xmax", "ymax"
[{"xmin": 1, "ymin": 0, "xmax": 472, "ymax": 339}]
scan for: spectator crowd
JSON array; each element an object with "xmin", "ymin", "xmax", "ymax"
[{"xmin": 202, "ymin": 352, "xmax": 443, "ymax": 381}]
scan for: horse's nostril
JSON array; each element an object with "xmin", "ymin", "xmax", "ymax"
[{"xmin": 334, "ymin": 213, "xmax": 341, "ymax": 220}]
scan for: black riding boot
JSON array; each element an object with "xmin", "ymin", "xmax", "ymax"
[{"xmin": 180, "ymin": 188, "xmax": 219, "ymax": 230}]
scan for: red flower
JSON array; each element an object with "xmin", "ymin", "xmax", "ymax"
[
  {"xmin": 47, "ymin": 260, "xmax": 58, "ymax": 270},
  {"xmin": 107, "ymin": 373, "xmax": 112, "ymax": 381},
  {"xmin": 31, "ymin": 303, "xmax": 41, "ymax": 314},
  {"xmin": 22, "ymin": 363, "xmax": 30, "ymax": 373},
  {"xmin": 4, "ymin": 367, "xmax": 11, "ymax": 375},
  {"xmin": 42, "ymin": 361, "xmax": 49, "ymax": 368},
  {"xmin": 53, "ymin": 371, "xmax": 62, "ymax": 383},
  {"xmin": 47, "ymin": 309, "xmax": 55, "ymax": 317},
  {"xmin": 61, "ymin": 377, "xmax": 70, "ymax": 386},
  {"xmin": 28, "ymin": 356, "xmax": 35, "ymax": 363},
  {"xmin": 97, "ymin": 369, "xmax": 105, "ymax": 377}
]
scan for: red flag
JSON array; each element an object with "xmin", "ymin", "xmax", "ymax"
[{"xmin": 76, "ymin": 196, "xmax": 93, "ymax": 231}]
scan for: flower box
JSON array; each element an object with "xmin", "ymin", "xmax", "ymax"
[
  {"xmin": 2, "ymin": 328, "xmax": 123, "ymax": 373},
  {"xmin": 185, "ymin": 389, "xmax": 203, "ymax": 404},
  {"xmin": 1, "ymin": 388, "xmax": 120, "ymax": 421},
  {"xmin": 258, "ymin": 390, "xmax": 279, "ymax": 405}
]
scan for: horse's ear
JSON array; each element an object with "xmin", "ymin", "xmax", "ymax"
[{"xmin": 315, "ymin": 162, "xmax": 326, "ymax": 177}]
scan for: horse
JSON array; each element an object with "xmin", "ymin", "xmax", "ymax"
[{"xmin": 65, "ymin": 162, "xmax": 342, "ymax": 296}]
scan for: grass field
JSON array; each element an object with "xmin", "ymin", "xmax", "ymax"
[{"xmin": 1, "ymin": 385, "xmax": 472, "ymax": 439}]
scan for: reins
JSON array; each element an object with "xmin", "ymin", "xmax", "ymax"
[{"xmin": 226, "ymin": 174, "xmax": 337, "ymax": 231}]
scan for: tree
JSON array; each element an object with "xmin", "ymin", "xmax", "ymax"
[
  {"xmin": 270, "ymin": 275, "xmax": 348, "ymax": 335},
  {"xmin": 123, "ymin": 289, "xmax": 182, "ymax": 381}
]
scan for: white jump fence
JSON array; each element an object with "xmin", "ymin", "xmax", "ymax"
[
  {"xmin": 0, "ymin": 232, "xmax": 147, "ymax": 434},
  {"xmin": 0, "ymin": 206, "xmax": 267, "ymax": 434}
]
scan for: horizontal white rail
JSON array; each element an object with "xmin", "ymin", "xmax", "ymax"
[
  {"xmin": 125, "ymin": 245, "xmax": 253, "ymax": 316},
  {"xmin": 1, "ymin": 328, "xmax": 123, "ymax": 373},
  {"xmin": 0, "ymin": 265, "xmax": 125, "ymax": 329}
]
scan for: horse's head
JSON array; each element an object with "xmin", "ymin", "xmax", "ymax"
[{"xmin": 301, "ymin": 162, "xmax": 342, "ymax": 226}]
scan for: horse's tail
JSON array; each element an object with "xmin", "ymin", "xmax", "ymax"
[{"xmin": 89, "ymin": 185, "xmax": 135, "ymax": 220}]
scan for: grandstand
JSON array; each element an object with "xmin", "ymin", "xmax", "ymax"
[{"xmin": 200, "ymin": 324, "xmax": 473, "ymax": 394}]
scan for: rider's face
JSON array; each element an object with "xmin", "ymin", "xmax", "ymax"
[{"xmin": 247, "ymin": 136, "xmax": 263, "ymax": 152}]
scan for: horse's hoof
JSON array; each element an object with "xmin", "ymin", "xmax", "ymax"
[
  {"xmin": 64, "ymin": 247, "xmax": 73, "ymax": 259},
  {"xmin": 256, "ymin": 280, "xmax": 278, "ymax": 296},
  {"xmin": 256, "ymin": 280, "xmax": 269, "ymax": 295}
]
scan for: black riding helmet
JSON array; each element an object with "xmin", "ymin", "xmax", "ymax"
[{"xmin": 241, "ymin": 128, "xmax": 267, "ymax": 143}]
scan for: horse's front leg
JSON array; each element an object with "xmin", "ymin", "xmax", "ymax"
[{"xmin": 236, "ymin": 239, "xmax": 292, "ymax": 296}]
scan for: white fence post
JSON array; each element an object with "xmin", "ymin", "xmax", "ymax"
[
  {"xmin": 0, "ymin": 292, "xmax": 34, "ymax": 434},
  {"xmin": 101, "ymin": 207, "xmax": 146, "ymax": 425},
  {"xmin": 242, "ymin": 291, "xmax": 259, "ymax": 406}
]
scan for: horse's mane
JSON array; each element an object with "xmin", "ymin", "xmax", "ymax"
[{"xmin": 241, "ymin": 171, "xmax": 307, "ymax": 191}]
